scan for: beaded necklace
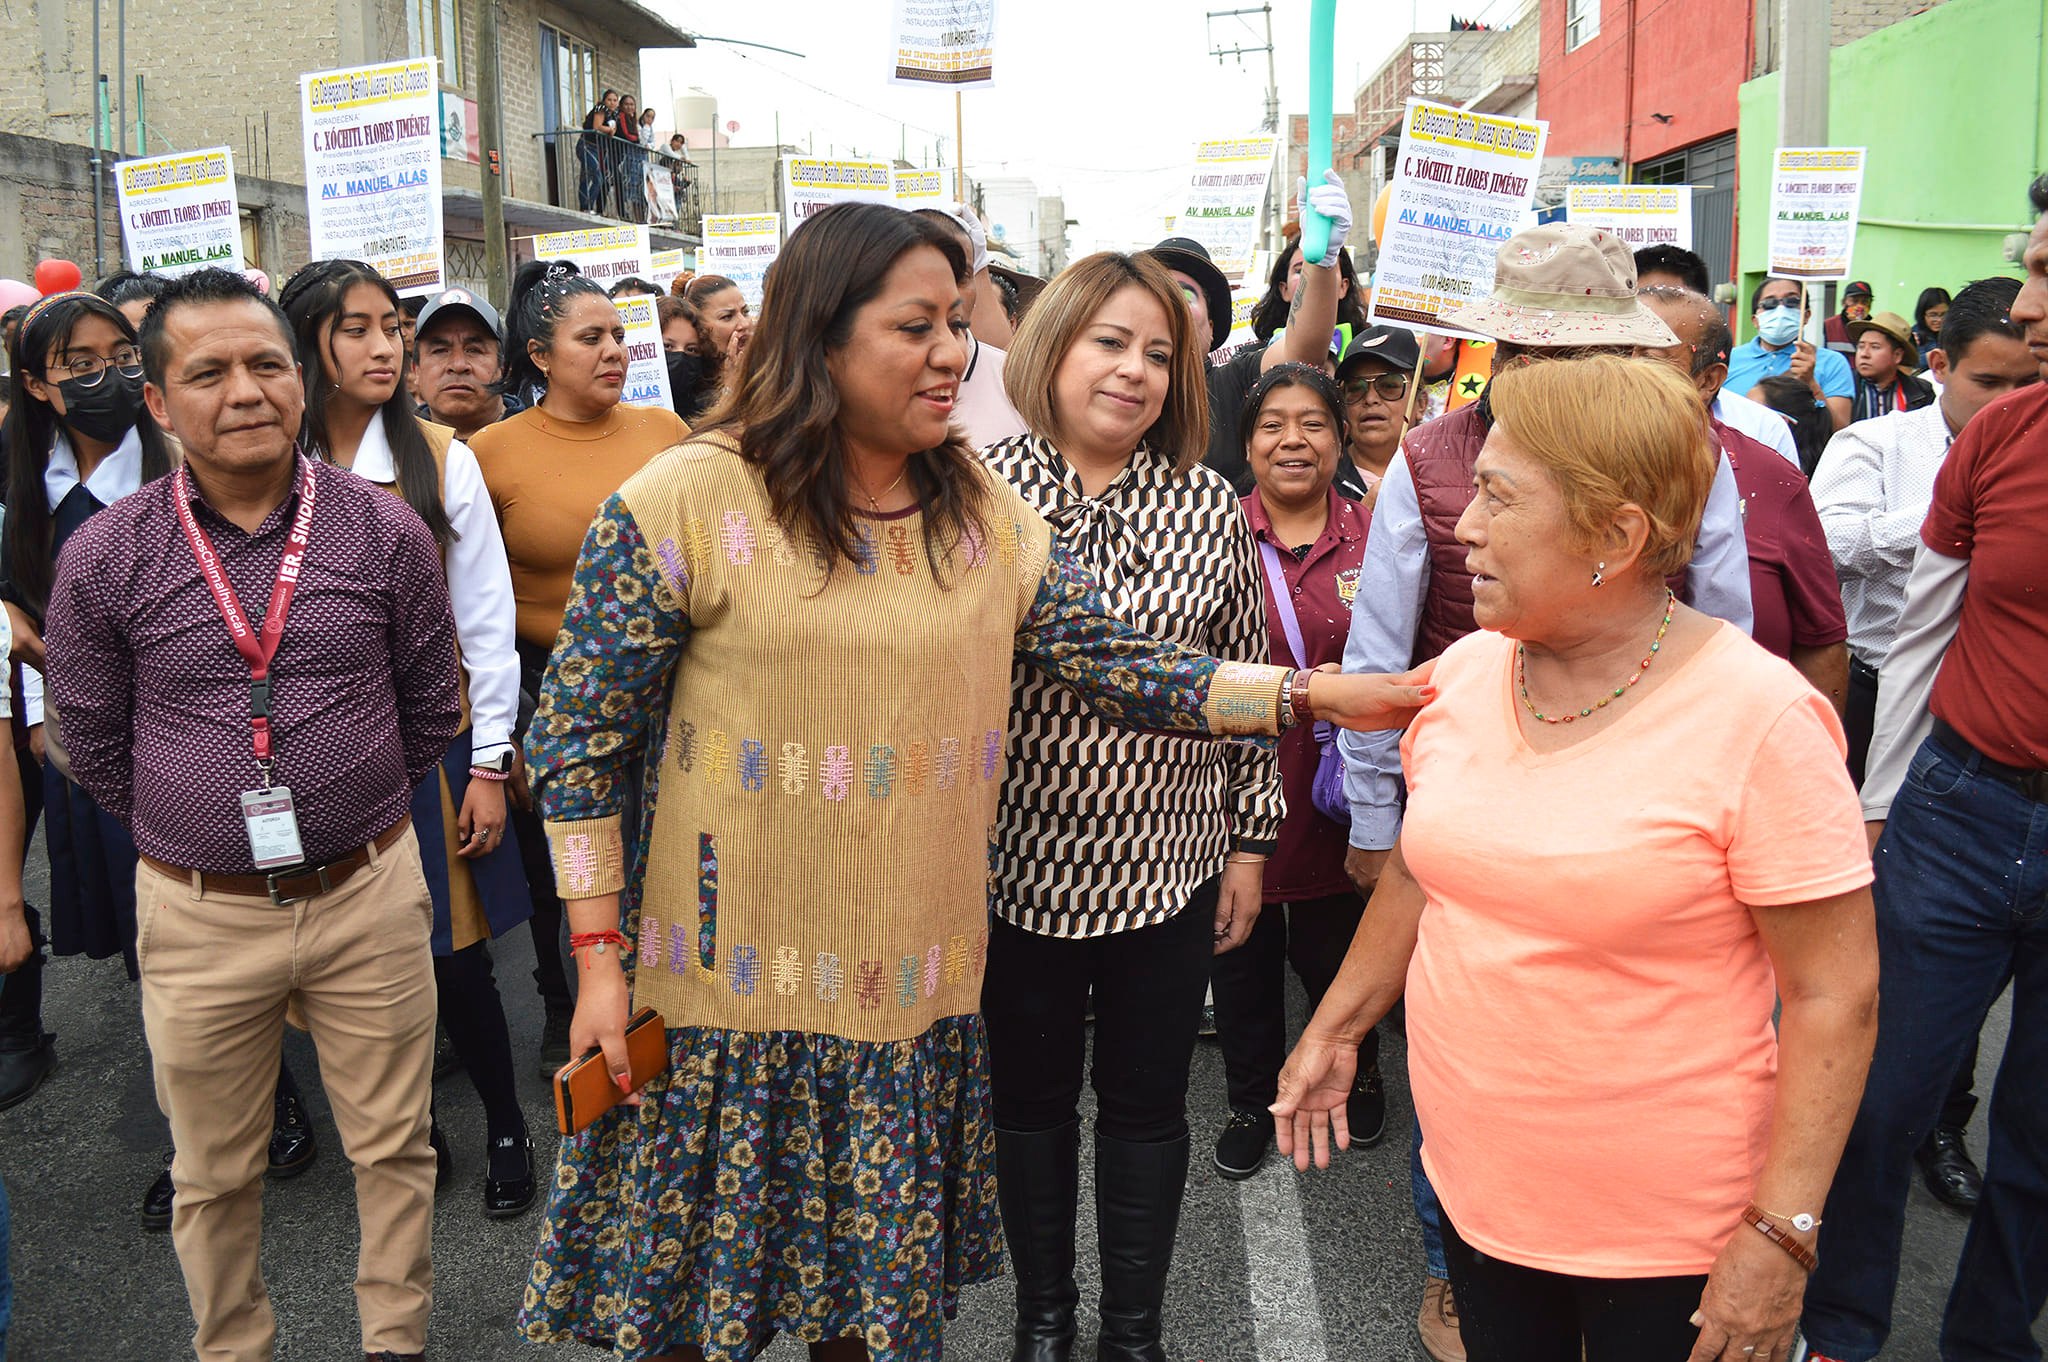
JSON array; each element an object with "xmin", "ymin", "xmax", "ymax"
[{"xmin": 1516, "ymin": 589, "xmax": 1675, "ymax": 725}]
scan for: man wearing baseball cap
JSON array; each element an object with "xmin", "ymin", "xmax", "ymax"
[
  {"xmin": 413, "ymin": 287, "xmax": 526, "ymax": 442},
  {"xmin": 1334, "ymin": 224, "xmax": 1755, "ymax": 1362},
  {"xmin": 1825, "ymin": 279, "xmax": 1876, "ymax": 351},
  {"xmin": 1332, "ymin": 325, "xmax": 1421, "ymax": 504}
]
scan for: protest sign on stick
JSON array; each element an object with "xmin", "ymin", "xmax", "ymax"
[
  {"xmin": 700, "ymin": 214, "xmax": 781, "ymax": 309},
  {"xmin": 533, "ymin": 225, "xmax": 654, "ymax": 290},
  {"xmin": 779, "ymin": 159, "xmax": 896, "ymax": 241},
  {"xmin": 117, "ymin": 147, "xmax": 242, "ymax": 276},
  {"xmin": 889, "ymin": 0, "xmax": 996, "ymax": 85},
  {"xmin": 650, "ymin": 249, "xmax": 690, "ymax": 294},
  {"xmin": 613, "ymin": 294, "xmax": 672, "ymax": 410},
  {"xmin": 301, "ymin": 58, "xmax": 444, "ymax": 293},
  {"xmin": 1172, "ymin": 137, "xmax": 1280, "ymax": 283},
  {"xmin": 1368, "ymin": 99, "xmax": 1546, "ymax": 337},
  {"xmin": 893, "ymin": 169, "xmax": 950, "ymax": 209},
  {"xmin": 1565, "ymin": 184, "xmax": 1692, "ymax": 250},
  {"xmin": 1766, "ymin": 147, "xmax": 1866, "ymax": 280}
]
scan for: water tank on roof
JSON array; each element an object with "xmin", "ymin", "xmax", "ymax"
[{"xmin": 676, "ymin": 90, "xmax": 717, "ymax": 134}]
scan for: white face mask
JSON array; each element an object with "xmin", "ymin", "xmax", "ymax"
[{"xmin": 1756, "ymin": 305, "xmax": 1802, "ymax": 346}]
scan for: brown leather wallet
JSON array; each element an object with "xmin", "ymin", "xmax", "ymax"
[{"xmin": 553, "ymin": 1008, "xmax": 668, "ymax": 1135}]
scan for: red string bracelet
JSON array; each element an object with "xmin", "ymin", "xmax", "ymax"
[{"xmin": 568, "ymin": 930, "xmax": 630, "ymax": 958}]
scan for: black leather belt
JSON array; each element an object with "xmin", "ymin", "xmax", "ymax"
[{"xmin": 1931, "ymin": 718, "xmax": 2048, "ymax": 804}]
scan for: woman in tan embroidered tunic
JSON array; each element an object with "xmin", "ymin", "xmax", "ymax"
[{"xmin": 515, "ymin": 203, "xmax": 1431, "ymax": 1362}]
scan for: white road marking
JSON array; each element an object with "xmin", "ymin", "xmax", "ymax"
[{"xmin": 1236, "ymin": 1161, "xmax": 1330, "ymax": 1361}]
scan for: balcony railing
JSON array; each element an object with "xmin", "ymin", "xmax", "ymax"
[{"xmin": 535, "ymin": 129, "xmax": 702, "ymax": 235}]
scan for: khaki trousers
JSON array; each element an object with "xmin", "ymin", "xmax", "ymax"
[{"xmin": 136, "ymin": 829, "xmax": 438, "ymax": 1361}]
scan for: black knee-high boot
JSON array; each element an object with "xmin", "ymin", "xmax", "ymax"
[
  {"xmin": 1094, "ymin": 1132, "xmax": 1189, "ymax": 1362},
  {"xmin": 996, "ymin": 1120, "xmax": 1081, "ymax": 1362}
]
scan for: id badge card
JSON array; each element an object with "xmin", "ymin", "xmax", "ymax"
[{"xmin": 240, "ymin": 787, "xmax": 307, "ymax": 871}]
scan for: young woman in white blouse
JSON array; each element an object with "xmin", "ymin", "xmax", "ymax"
[
  {"xmin": 279, "ymin": 260, "xmax": 537, "ymax": 1218},
  {"xmin": 981, "ymin": 251, "xmax": 1281, "ymax": 1362}
]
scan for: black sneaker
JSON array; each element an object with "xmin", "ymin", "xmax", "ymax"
[
  {"xmin": 1347, "ymin": 1062, "xmax": 1388, "ymax": 1148},
  {"xmin": 537, "ymin": 1007, "xmax": 572, "ymax": 1079},
  {"xmin": 1214, "ymin": 1109, "xmax": 1272, "ymax": 1180}
]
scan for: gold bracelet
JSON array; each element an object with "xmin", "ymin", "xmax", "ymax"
[{"xmin": 1226, "ymin": 853, "xmax": 1267, "ymax": 864}]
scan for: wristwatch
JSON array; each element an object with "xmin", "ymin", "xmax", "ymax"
[{"xmin": 472, "ymin": 750, "xmax": 515, "ymax": 775}]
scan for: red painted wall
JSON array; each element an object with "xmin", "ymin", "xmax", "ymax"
[{"xmin": 1536, "ymin": 0, "xmax": 1751, "ymax": 164}]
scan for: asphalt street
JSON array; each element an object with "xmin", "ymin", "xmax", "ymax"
[{"xmin": 0, "ymin": 836, "xmax": 2035, "ymax": 1361}]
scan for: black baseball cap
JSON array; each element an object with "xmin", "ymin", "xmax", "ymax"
[
  {"xmin": 1143, "ymin": 237, "xmax": 1233, "ymax": 354},
  {"xmin": 1336, "ymin": 324, "xmax": 1421, "ymax": 376},
  {"xmin": 1843, "ymin": 280, "xmax": 1874, "ymax": 299},
  {"xmin": 414, "ymin": 286, "xmax": 504, "ymax": 343}
]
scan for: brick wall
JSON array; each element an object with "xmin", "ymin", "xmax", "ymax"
[
  {"xmin": 1832, "ymin": 0, "xmax": 1950, "ymax": 45},
  {"xmin": 0, "ymin": 130, "xmax": 309, "ymax": 284}
]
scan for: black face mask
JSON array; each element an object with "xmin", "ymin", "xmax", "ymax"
[
  {"xmin": 56, "ymin": 369, "xmax": 147, "ymax": 445},
  {"xmin": 666, "ymin": 349, "xmax": 707, "ymax": 410}
]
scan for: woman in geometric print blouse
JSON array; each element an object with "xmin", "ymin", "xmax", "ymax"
[
  {"xmin": 514, "ymin": 202, "xmax": 1431, "ymax": 1362},
  {"xmin": 978, "ymin": 253, "xmax": 1291, "ymax": 1362}
]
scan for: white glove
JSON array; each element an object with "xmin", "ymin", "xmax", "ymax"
[{"xmin": 1299, "ymin": 169, "xmax": 1354, "ymax": 267}]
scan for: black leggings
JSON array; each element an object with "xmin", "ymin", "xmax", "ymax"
[
  {"xmin": 982, "ymin": 879, "xmax": 1218, "ymax": 1142},
  {"xmin": 1210, "ymin": 891, "xmax": 1379, "ymax": 1113},
  {"xmin": 1441, "ymin": 1213, "xmax": 1708, "ymax": 1362},
  {"xmin": 434, "ymin": 942, "xmax": 525, "ymax": 1141}
]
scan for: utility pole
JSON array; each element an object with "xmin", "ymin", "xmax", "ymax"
[
  {"xmin": 1778, "ymin": 0, "xmax": 1831, "ymax": 336},
  {"xmin": 477, "ymin": 1, "xmax": 509, "ymax": 308},
  {"xmin": 1208, "ymin": 4, "xmax": 1285, "ymax": 256}
]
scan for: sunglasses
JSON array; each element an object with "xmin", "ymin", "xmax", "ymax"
[
  {"xmin": 1342, "ymin": 373, "xmax": 1411, "ymax": 402},
  {"xmin": 1756, "ymin": 297, "xmax": 1802, "ymax": 313}
]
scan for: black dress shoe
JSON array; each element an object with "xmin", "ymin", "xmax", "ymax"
[
  {"xmin": 1917, "ymin": 1124, "xmax": 1983, "ymax": 1210},
  {"xmin": 268, "ymin": 1091, "xmax": 317, "ymax": 1178},
  {"xmin": 431, "ymin": 1023, "xmax": 462, "ymax": 1080},
  {"xmin": 430, "ymin": 1123, "xmax": 453, "ymax": 1192},
  {"xmin": 1212, "ymin": 1110, "xmax": 1271, "ymax": 1182},
  {"xmin": 0, "ymin": 1035, "xmax": 56, "ymax": 1111},
  {"xmin": 141, "ymin": 1152, "xmax": 175, "ymax": 1231},
  {"xmin": 483, "ymin": 1134, "xmax": 537, "ymax": 1219},
  {"xmin": 364, "ymin": 1352, "xmax": 426, "ymax": 1361}
]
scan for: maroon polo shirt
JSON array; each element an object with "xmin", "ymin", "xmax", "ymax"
[
  {"xmin": 1713, "ymin": 417, "xmax": 1848, "ymax": 661},
  {"xmin": 1242, "ymin": 486, "xmax": 1370, "ymax": 904}
]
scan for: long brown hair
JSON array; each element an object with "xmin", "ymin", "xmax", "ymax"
[{"xmin": 697, "ymin": 201, "xmax": 989, "ymax": 577}]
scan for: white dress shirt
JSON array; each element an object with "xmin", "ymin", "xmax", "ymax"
[
  {"xmin": 1337, "ymin": 441, "xmax": 1755, "ymax": 850},
  {"xmin": 1713, "ymin": 388, "xmax": 1802, "ymax": 468},
  {"xmin": 350, "ymin": 418, "xmax": 519, "ymax": 765},
  {"xmin": 1809, "ymin": 401, "xmax": 1953, "ymax": 670},
  {"xmin": 1859, "ymin": 542, "xmax": 1965, "ymax": 820}
]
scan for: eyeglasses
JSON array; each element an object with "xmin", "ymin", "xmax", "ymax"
[
  {"xmin": 59, "ymin": 347, "xmax": 145, "ymax": 387},
  {"xmin": 1756, "ymin": 297, "xmax": 1801, "ymax": 313},
  {"xmin": 1342, "ymin": 373, "xmax": 1411, "ymax": 402}
]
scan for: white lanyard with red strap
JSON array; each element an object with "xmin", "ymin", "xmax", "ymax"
[{"xmin": 172, "ymin": 460, "xmax": 318, "ymax": 870}]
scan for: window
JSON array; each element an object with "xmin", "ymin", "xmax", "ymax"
[
  {"xmin": 541, "ymin": 24, "xmax": 599, "ymax": 134},
  {"xmin": 1566, "ymin": 0, "xmax": 1599, "ymax": 50},
  {"xmin": 239, "ymin": 209, "xmax": 260, "ymax": 271},
  {"xmin": 1632, "ymin": 135, "xmax": 1737, "ymax": 190},
  {"xmin": 408, "ymin": 0, "xmax": 464, "ymax": 86}
]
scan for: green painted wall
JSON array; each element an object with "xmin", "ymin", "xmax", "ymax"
[{"xmin": 1735, "ymin": 0, "xmax": 2046, "ymax": 338}]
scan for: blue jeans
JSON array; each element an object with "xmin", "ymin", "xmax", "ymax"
[
  {"xmin": 1414, "ymin": 1119, "xmax": 1448, "ymax": 1279},
  {"xmin": 1802, "ymin": 734, "xmax": 2048, "ymax": 1361},
  {"xmin": 577, "ymin": 141, "xmax": 605, "ymax": 214}
]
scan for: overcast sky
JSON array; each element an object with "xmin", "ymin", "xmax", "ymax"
[{"xmin": 641, "ymin": 0, "xmax": 1484, "ymax": 252}]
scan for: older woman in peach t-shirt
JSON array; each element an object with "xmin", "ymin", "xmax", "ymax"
[{"xmin": 1274, "ymin": 357, "xmax": 1879, "ymax": 1362}]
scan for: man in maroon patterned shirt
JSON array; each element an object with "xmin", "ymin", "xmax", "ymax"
[{"xmin": 44, "ymin": 269, "xmax": 460, "ymax": 1362}]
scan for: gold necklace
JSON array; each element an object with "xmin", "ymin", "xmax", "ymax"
[{"xmin": 853, "ymin": 464, "xmax": 908, "ymax": 512}]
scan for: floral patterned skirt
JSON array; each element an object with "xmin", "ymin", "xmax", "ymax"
[{"xmin": 518, "ymin": 1015, "xmax": 1004, "ymax": 1360}]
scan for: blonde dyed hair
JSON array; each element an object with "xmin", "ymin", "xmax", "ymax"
[
  {"xmin": 1484, "ymin": 355, "xmax": 1715, "ymax": 579},
  {"xmin": 1002, "ymin": 251, "xmax": 1210, "ymax": 472}
]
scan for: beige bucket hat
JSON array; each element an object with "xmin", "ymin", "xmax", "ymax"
[{"xmin": 1437, "ymin": 223, "xmax": 1678, "ymax": 348}]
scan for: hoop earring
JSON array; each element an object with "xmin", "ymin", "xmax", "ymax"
[{"xmin": 1592, "ymin": 562, "xmax": 1606, "ymax": 588}]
